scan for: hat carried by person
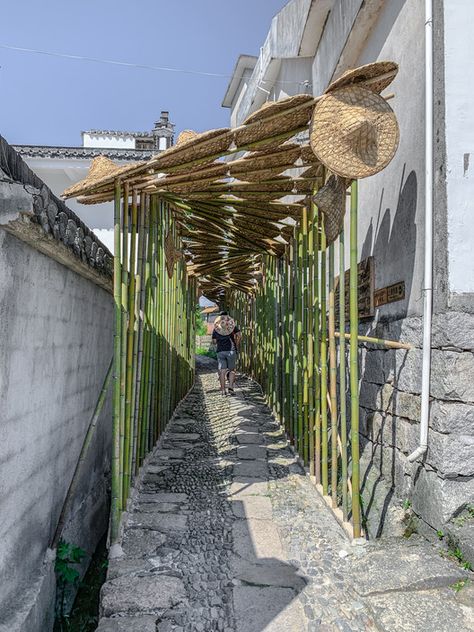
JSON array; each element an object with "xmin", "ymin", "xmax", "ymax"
[{"xmin": 214, "ymin": 314, "xmax": 235, "ymax": 336}]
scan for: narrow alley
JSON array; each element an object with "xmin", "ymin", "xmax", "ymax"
[{"xmin": 97, "ymin": 359, "xmax": 473, "ymax": 632}]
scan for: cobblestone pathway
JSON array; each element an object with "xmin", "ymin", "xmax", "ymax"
[{"xmin": 97, "ymin": 360, "xmax": 474, "ymax": 632}]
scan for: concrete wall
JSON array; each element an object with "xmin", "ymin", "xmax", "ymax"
[
  {"xmin": 443, "ymin": 0, "xmax": 474, "ymax": 297},
  {"xmin": 0, "ymin": 140, "xmax": 114, "ymax": 630}
]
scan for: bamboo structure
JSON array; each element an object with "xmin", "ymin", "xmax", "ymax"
[
  {"xmin": 109, "ymin": 191, "xmax": 196, "ymax": 542},
  {"xmin": 62, "ymin": 63, "xmax": 403, "ymax": 540}
]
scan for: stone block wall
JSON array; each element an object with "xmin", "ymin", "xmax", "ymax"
[
  {"xmin": 358, "ymin": 313, "xmax": 474, "ymax": 549},
  {"xmin": 0, "ymin": 140, "xmax": 114, "ymax": 631}
]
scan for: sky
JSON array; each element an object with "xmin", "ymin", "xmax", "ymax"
[{"xmin": 1, "ymin": 0, "xmax": 289, "ymax": 147}]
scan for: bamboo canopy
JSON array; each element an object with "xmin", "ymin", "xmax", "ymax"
[
  {"xmin": 62, "ymin": 61, "xmax": 404, "ymax": 541},
  {"xmin": 63, "ymin": 61, "xmax": 398, "ymax": 301}
]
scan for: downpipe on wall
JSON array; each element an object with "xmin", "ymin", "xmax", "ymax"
[{"xmin": 408, "ymin": 0, "xmax": 433, "ymax": 463}]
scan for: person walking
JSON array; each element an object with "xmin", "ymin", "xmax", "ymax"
[{"xmin": 211, "ymin": 311, "xmax": 241, "ymax": 396}]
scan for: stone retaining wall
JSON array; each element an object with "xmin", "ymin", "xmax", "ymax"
[{"xmin": 359, "ymin": 313, "xmax": 474, "ymax": 556}]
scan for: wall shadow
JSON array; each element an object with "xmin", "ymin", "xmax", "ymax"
[{"xmin": 358, "ymin": 166, "xmax": 418, "ymax": 538}]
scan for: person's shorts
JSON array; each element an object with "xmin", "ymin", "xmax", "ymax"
[{"xmin": 217, "ymin": 350, "xmax": 236, "ymax": 371}]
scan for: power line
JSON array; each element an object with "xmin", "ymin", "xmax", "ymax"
[{"xmin": 0, "ymin": 43, "xmax": 312, "ymax": 89}]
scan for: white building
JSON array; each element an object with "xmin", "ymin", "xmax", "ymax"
[
  {"xmin": 223, "ymin": 0, "xmax": 474, "ymax": 553},
  {"xmin": 14, "ymin": 112, "xmax": 174, "ymax": 251}
]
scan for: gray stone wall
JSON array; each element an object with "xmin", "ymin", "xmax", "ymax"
[
  {"xmin": 359, "ymin": 313, "xmax": 474, "ymax": 550},
  {"xmin": 0, "ymin": 141, "xmax": 114, "ymax": 631}
]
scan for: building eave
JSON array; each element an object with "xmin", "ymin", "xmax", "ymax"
[{"xmin": 221, "ymin": 55, "xmax": 258, "ymax": 108}]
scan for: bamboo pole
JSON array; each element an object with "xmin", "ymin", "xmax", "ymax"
[
  {"xmin": 302, "ymin": 203, "xmax": 309, "ymax": 464},
  {"xmin": 328, "ymin": 243, "xmax": 338, "ymax": 507},
  {"xmin": 350, "ymin": 180, "xmax": 361, "ymax": 538},
  {"xmin": 123, "ymin": 188, "xmax": 138, "ymax": 502},
  {"xmin": 320, "ymin": 221, "xmax": 328, "ymax": 495},
  {"xmin": 313, "ymin": 204, "xmax": 321, "ymax": 485},
  {"xmin": 334, "ymin": 332, "xmax": 412, "ymax": 350},
  {"xmin": 119, "ymin": 182, "xmax": 129, "ymax": 510},
  {"xmin": 339, "ymin": 228, "xmax": 348, "ymax": 521},
  {"xmin": 111, "ymin": 179, "xmax": 122, "ymax": 543}
]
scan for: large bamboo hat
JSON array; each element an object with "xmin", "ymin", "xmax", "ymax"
[
  {"xmin": 313, "ymin": 175, "xmax": 348, "ymax": 245},
  {"xmin": 310, "ymin": 85, "xmax": 399, "ymax": 179},
  {"xmin": 214, "ymin": 314, "xmax": 235, "ymax": 336}
]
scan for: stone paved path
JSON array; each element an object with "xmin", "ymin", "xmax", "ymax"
[{"xmin": 97, "ymin": 360, "xmax": 474, "ymax": 632}]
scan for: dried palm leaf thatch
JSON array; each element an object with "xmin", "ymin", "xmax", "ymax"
[
  {"xmin": 310, "ymin": 86, "xmax": 400, "ymax": 179},
  {"xmin": 325, "ymin": 61, "xmax": 398, "ymax": 95},
  {"xmin": 63, "ymin": 156, "xmax": 143, "ymax": 198},
  {"xmin": 234, "ymin": 95, "xmax": 314, "ymax": 147},
  {"xmin": 211, "ymin": 177, "xmax": 295, "ymax": 194},
  {"xmin": 313, "ymin": 174, "xmax": 349, "ymax": 245},
  {"xmin": 243, "ymin": 144, "xmax": 301, "ymax": 167},
  {"xmin": 153, "ymin": 128, "xmax": 234, "ymax": 171},
  {"xmin": 229, "ymin": 167, "xmax": 287, "ymax": 183}
]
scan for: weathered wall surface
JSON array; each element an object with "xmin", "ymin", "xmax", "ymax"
[
  {"xmin": 227, "ymin": 0, "xmax": 474, "ymax": 550},
  {"xmin": 0, "ymin": 139, "xmax": 114, "ymax": 631}
]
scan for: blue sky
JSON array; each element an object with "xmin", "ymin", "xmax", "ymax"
[{"xmin": 1, "ymin": 0, "xmax": 288, "ymax": 146}]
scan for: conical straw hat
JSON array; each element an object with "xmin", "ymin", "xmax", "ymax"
[
  {"xmin": 325, "ymin": 61, "xmax": 398, "ymax": 95},
  {"xmin": 214, "ymin": 314, "xmax": 235, "ymax": 336},
  {"xmin": 313, "ymin": 175, "xmax": 348, "ymax": 245},
  {"xmin": 310, "ymin": 86, "xmax": 399, "ymax": 179}
]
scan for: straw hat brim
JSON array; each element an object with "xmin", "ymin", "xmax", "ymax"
[
  {"xmin": 310, "ymin": 86, "xmax": 400, "ymax": 179},
  {"xmin": 326, "ymin": 61, "xmax": 398, "ymax": 95}
]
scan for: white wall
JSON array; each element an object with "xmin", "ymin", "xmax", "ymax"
[
  {"xmin": 443, "ymin": 0, "xmax": 474, "ymax": 295},
  {"xmin": 82, "ymin": 132, "xmax": 135, "ymax": 149}
]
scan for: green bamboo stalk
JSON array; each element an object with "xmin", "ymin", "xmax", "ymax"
[
  {"xmin": 307, "ymin": 201, "xmax": 315, "ymax": 476},
  {"xmin": 339, "ymin": 228, "xmax": 348, "ymax": 521},
  {"xmin": 119, "ymin": 182, "xmax": 129, "ymax": 509},
  {"xmin": 320, "ymin": 220, "xmax": 328, "ymax": 495},
  {"xmin": 350, "ymin": 180, "xmax": 361, "ymax": 538},
  {"xmin": 111, "ymin": 179, "xmax": 122, "ymax": 543},
  {"xmin": 313, "ymin": 205, "xmax": 321, "ymax": 485},
  {"xmin": 123, "ymin": 188, "xmax": 138, "ymax": 503},
  {"xmin": 328, "ymin": 242, "xmax": 338, "ymax": 507},
  {"xmin": 302, "ymin": 203, "xmax": 309, "ymax": 464}
]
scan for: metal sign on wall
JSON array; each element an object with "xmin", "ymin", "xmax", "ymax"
[{"xmin": 335, "ymin": 256, "xmax": 375, "ymax": 320}]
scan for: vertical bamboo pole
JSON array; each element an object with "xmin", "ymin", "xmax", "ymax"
[
  {"xmin": 307, "ymin": 201, "xmax": 315, "ymax": 476},
  {"xmin": 111, "ymin": 179, "xmax": 122, "ymax": 543},
  {"xmin": 123, "ymin": 187, "xmax": 137, "ymax": 502},
  {"xmin": 320, "ymin": 221, "xmax": 328, "ymax": 495},
  {"xmin": 302, "ymin": 203, "xmax": 309, "ymax": 464},
  {"xmin": 328, "ymin": 242, "xmax": 338, "ymax": 507},
  {"xmin": 119, "ymin": 182, "xmax": 129, "ymax": 509},
  {"xmin": 350, "ymin": 181, "xmax": 361, "ymax": 538},
  {"xmin": 339, "ymin": 227, "xmax": 348, "ymax": 521},
  {"xmin": 313, "ymin": 204, "xmax": 321, "ymax": 485}
]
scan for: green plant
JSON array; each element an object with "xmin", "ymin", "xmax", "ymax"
[
  {"xmin": 437, "ymin": 530, "xmax": 445, "ymax": 540},
  {"xmin": 402, "ymin": 499, "xmax": 412, "ymax": 510},
  {"xmin": 196, "ymin": 346, "xmax": 217, "ymax": 359},
  {"xmin": 451, "ymin": 579, "xmax": 470, "ymax": 593},
  {"xmin": 55, "ymin": 540, "xmax": 87, "ymax": 626},
  {"xmin": 195, "ymin": 305, "xmax": 208, "ymax": 336}
]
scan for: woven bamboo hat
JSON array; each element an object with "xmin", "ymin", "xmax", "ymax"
[
  {"xmin": 313, "ymin": 175, "xmax": 348, "ymax": 245},
  {"xmin": 310, "ymin": 86, "xmax": 399, "ymax": 179},
  {"xmin": 214, "ymin": 314, "xmax": 235, "ymax": 336},
  {"xmin": 325, "ymin": 61, "xmax": 398, "ymax": 95}
]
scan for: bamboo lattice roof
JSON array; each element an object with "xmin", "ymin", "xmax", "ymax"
[{"xmin": 63, "ymin": 62, "xmax": 398, "ymax": 299}]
